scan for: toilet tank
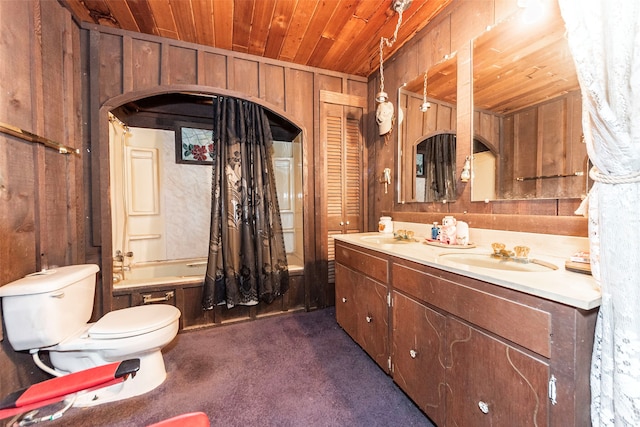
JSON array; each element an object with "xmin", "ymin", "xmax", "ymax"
[{"xmin": 0, "ymin": 264, "xmax": 99, "ymax": 351}]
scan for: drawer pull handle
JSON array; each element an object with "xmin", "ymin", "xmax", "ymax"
[
  {"xmin": 143, "ymin": 291, "xmax": 174, "ymax": 304},
  {"xmin": 478, "ymin": 401, "xmax": 489, "ymax": 414},
  {"xmin": 342, "ymin": 297, "xmax": 347, "ymax": 303},
  {"xmin": 409, "ymin": 349, "xmax": 417, "ymax": 359},
  {"xmin": 366, "ymin": 315, "xmax": 372, "ymax": 323}
]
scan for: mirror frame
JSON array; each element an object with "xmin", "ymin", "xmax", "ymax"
[{"xmin": 396, "ymin": 53, "xmax": 458, "ymax": 204}]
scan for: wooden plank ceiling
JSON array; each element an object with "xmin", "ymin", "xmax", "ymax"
[{"xmin": 60, "ymin": 0, "xmax": 453, "ymax": 77}]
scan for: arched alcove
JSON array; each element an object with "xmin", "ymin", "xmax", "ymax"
[{"xmin": 96, "ymin": 86, "xmax": 307, "ymax": 318}]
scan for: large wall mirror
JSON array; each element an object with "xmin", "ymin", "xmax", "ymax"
[
  {"xmin": 397, "ymin": 54, "xmax": 458, "ymax": 203},
  {"xmin": 472, "ymin": 4, "xmax": 587, "ymax": 201}
]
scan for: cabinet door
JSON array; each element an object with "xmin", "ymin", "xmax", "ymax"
[
  {"xmin": 357, "ymin": 275, "xmax": 389, "ymax": 371},
  {"xmin": 392, "ymin": 291, "xmax": 446, "ymax": 426},
  {"xmin": 335, "ymin": 263, "xmax": 359, "ymax": 340},
  {"xmin": 336, "ymin": 262, "xmax": 389, "ymax": 372},
  {"xmin": 445, "ymin": 317, "xmax": 550, "ymax": 426}
]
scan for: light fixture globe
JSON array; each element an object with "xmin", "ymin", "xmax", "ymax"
[
  {"xmin": 376, "ymin": 91, "xmax": 389, "ymax": 103},
  {"xmin": 419, "ymin": 101, "xmax": 431, "ymax": 112},
  {"xmin": 393, "ymin": 0, "xmax": 413, "ymax": 13},
  {"xmin": 460, "ymin": 156, "xmax": 471, "ymax": 182}
]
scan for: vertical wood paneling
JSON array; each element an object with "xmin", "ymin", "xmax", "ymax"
[
  {"xmin": 231, "ymin": 58, "xmax": 259, "ymax": 97},
  {"xmin": 0, "ymin": 0, "xmax": 82, "ymax": 400},
  {"xmin": 0, "ymin": 142, "xmax": 37, "ymax": 279},
  {"xmin": 540, "ymin": 98, "xmax": 566, "ymax": 198},
  {"xmin": 347, "ymin": 79, "xmax": 368, "ymax": 99},
  {"xmin": 284, "ymin": 67, "xmax": 315, "ymax": 307},
  {"xmin": 131, "ymin": 39, "xmax": 162, "ymax": 90},
  {"xmin": 99, "ymin": 33, "xmax": 123, "ymax": 104},
  {"xmin": 262, "ymin": 64, "xmax": 285, "ymax": 109},
  {"xmin": 168, "ymin": 46, "xmax": 197, "ymax": 84},
  {"xmin": 316, "ymin": 74, "xmax": 342, "ymax": 93},
  {"xmin": 201, "ymin": 52, "xmax": 228, "ymax": 88}
]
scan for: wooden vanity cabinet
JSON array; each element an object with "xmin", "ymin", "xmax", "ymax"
[
  {"xmin": 445, "ymin": 316, "xmax": 550, "ymax": 426},
  {"xmin": 392, "ymin": 291, "xmax": 447, "ymax": 426},
  {"xmin": 334, "ymin": 240, "xmax": 597, "ymax": 426},
  {"xmin": 334, "ymin": 243, "xmax": 390, "ymax": 372}
]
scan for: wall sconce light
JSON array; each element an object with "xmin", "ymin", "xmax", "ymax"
[
  {"xmin": 377, "ymin": 0, "xmax": 413, "ymax": 104},
  {"xmin": 460, "ymin": 156, "xmax": 471, "ymax": 182},
  {"xmin": 419, "ymin": 70, "xmax": 431, "ymax": 112},
  {"xmin": 380, "ymin": 167, "xmax": 392, "ymax": 194}
]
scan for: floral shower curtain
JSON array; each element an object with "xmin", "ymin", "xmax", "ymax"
[
  {"xmin": 202, "ymin": 96, "xmax": 289, "ymax": 309},
  {"xmin": 559, "ymin": 0, "xmax": 640, "ymax": 425}
]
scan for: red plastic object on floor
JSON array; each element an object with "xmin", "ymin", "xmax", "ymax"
[
  {"xmin": 147, "ymin": 412, "xmax": 210, "ymax": 427},
  {"xmin": 0, "ymin": 359, "xmax": 140, "ymax": 420}
]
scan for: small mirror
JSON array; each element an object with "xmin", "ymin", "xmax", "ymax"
[
  {"xmin": 472, "ymin": 5, "xmax": 586, "ymax": 201},
  {"xmin": 398, "ymin": 54, "xmax": 457, "ymax": 203}
]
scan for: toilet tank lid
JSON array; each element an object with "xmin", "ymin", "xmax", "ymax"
[{"xmin": 0, "ymin": 264, "xmax": 99, "ymax": 297}]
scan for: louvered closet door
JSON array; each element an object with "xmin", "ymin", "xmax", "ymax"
[{"xmin": 320, "ymin": 92, "xmax": 366, "ymax": 285}]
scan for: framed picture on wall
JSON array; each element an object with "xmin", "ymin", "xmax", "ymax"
[
  {"xmin": 416, "ymin": 153, "xmax": 425, "ymax": 177},
  {"xmin": 175, "ymin": 122, "xmax": 214, "ymax": 165}
]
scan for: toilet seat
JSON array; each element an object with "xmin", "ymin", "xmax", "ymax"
[{"xmin": 89, "ymin": 305, "xmax": 181, "ymax": 339}]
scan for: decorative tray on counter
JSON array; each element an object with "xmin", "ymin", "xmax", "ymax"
[{"xmin": 423, "ymin": 239, "xmax": 476, "ymax": 249}]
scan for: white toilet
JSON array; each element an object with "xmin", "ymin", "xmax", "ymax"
[{"xmin": 0, "ymin": 264, "xmax": 181, "ymax": 407}]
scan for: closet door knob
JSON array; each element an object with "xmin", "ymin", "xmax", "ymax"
[
  {"xmin": 409, "ymin": 349, "xmax": 417, "ymax": 359},
  {"xmin": 478, "ymin": 401, "xmax": 489, "ymax": 414},
  {"xmin": 366, "ymin": 315, "xmax": 372, "ymax": 323},
  {"xmin": 340, "ymin": 221, "xmax": 344, "ymax": 226},
  {"xmin": 346, "ymin": 221, "xmax": 350, "ymax": 225},
  {"xmin": 341, "ymin": 297, "xmax": 347, "ymax": 303}
]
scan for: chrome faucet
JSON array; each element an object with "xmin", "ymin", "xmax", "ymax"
[
  {"xmin": 114, "ymin": 250, "xmax": 133, "ymax": 263},
  {"xmin": 113, "ymin": 250, "xmax": 133, "ymax": 281}
]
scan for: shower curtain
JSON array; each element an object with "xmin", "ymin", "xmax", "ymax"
[
  {"xmin": 423, "ymin": 133, "xmax": 456, "ymax": 202},
  {"xmin": 202, "ymin": 97, "xmax": 289, "ymax": 309},
  {"xmin": 559, "ymin": 0, "xmax": 640, "ymax": 424}
]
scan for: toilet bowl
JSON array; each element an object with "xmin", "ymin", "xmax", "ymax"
[
  {"xmin": 48, "ymin": 304, "xmax": 181, "ymax": 406},
  {"xmin": 0, "ymin": 264, "xmax": 181, "ymax": 407}
]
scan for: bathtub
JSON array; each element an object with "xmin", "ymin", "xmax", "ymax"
[
  {"xmin": 113, "ymin": 258, "xmax": 207, "ymax": 288},
  {"xmin": 113, "ymin": 255, "xmax": 304, "ymax": 289}
]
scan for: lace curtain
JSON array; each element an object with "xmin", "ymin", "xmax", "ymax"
[
  {"xmin": 202, "ymin": 97, "xmax": 289, "ymax": 309},
  {"xmin": 559, "ymin": 1, "xmax": 640, "ymax": 424}
]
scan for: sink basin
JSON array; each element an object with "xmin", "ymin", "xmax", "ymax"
[
  {"xmin": 438, "ymin": 252, "xmax": 557, "ymax": 272},
  {"xmin": 360, "ymin": 235, "xmax": 415, "ymax": 245}
]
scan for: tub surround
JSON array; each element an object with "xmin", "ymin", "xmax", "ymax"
[{"xmin": 334, "ymin": 225, "xmax": 599, "ymax": 310}]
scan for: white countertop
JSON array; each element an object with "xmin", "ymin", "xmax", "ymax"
[{"xmin": 334, "ymin": 230, "xmax": 601, "ymax": 311}]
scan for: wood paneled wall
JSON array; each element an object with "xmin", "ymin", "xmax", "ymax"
[
  {"xmin": 0, "ymin": 0, "xmax": 84, "ymax": 398},
  {"xmin": 78, "ymin": 22, "xmax": 367, "ymax": 315},
  {"xmin": 1, "ymin": 0, "xmax": 368, "ymax": 396},
  {"xmin": 368, "ymin": 0, "xmax": 587, "ymax": 236}
]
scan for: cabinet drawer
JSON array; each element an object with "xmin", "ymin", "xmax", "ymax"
[
  {"xmin": 335, "ymin": 243, "xmax": 389, "ymax": 284},
  {"xmin": 392, "ymin": 263, "xmax": 551, "ymax": 358}
]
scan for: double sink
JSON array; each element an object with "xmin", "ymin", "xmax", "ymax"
[{"xmin": 359, "ymin": 235, "xmax": 557, "ymax": 272}]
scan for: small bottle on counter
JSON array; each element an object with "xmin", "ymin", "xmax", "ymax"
[
  {"xmin": 431, "ymin": 222, "xmax": 439, "ymax": 240},
  {"xmin": 378, "ymin": 216, "xmax": 393, "ymax": 234}
]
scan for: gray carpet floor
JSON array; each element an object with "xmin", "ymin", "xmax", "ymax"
[{"xmin": 45, "ymin": 307, "xmax": 434, "ymax": 427}]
